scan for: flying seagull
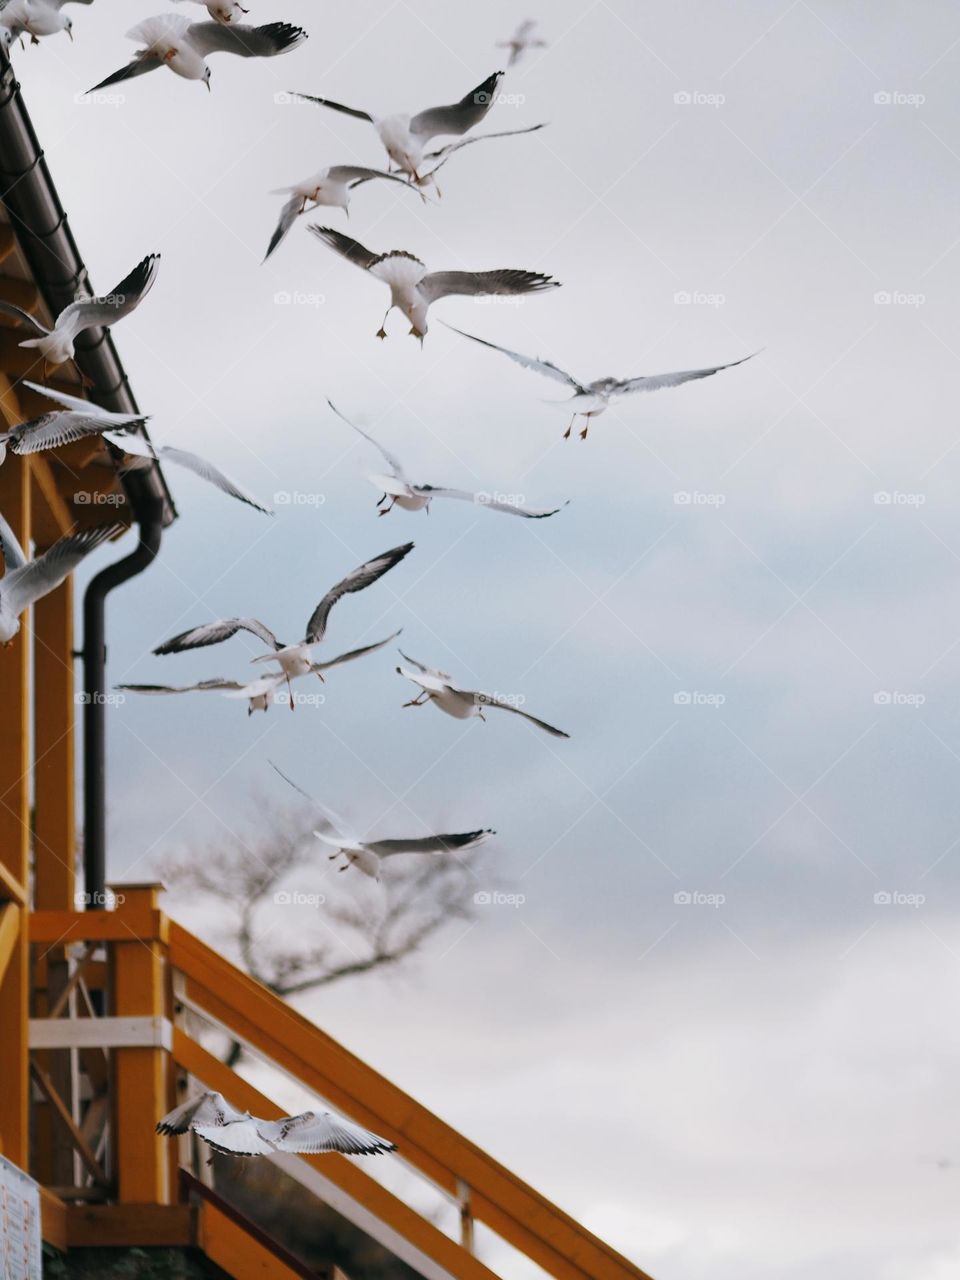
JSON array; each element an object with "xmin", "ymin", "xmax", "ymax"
[
  {"xmin": 90, "ymin": 14, "xmax": 306, "ymax": 93},
  {"xmin": 396, "ymin": 651, "xmax": 570, "ymax": 738},
  {"xmin": 157, "ymin": 1091, "xmax": 395, "ymax": 1157},
  {"xmin": 170, "ymin": 0, "xmax": 248, "ymax": 24},
  {"xmin": 289, "ymin": 70, "xmax": 541, "ymax": 186},
  {"xmin": 0, "ymin": 0, "xmax": 92, "ymax": 47},
  {"xmin": 0, "ymin": 254, "xmax": 158, "ymax": 375},
  {"xmin": 0, "ymin": 514, "xmax": 120, "ymax": 643},
  {"xmin": 14, "ymin": 382, "xmax": 272, "ymax": 516},
  {"xmin": 308, "ymin": 225, "xmax": 559, "ymax": 341},
  {"xmin": 263, "ymin": 165, "xmax": 421, "ymax": 263},
  {"xmin": 153, "ymin": 544, "xmax": 413, "ymax": 687},
  {"xmin": 271, "ymin": 762, "xmax": 494, "ymax": 881},
  {"xmin": 119, "ymin": 634, "xmax": 400, "ymax": 715},
  {"xmin": 444, "ymin": 323, "xmax": 760, "ymax": 439},
  {"xmin": 327, "ymin": 400, "xmax": 567, "ymax": 519},
  {"xmin": 497, "ymin": 19, "xmax": 547, "ymax": 67}
]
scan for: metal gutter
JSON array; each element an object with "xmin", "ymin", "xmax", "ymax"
[{"xmin": 0, "ymin": 47, "xmax": 177, "ymax": 905}]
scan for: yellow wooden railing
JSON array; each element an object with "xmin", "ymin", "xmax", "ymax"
[{"xmin": 22, "ymin": 888, "xmax": 652, "ymax": 1280}]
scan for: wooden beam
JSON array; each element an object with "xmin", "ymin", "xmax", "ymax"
[
  {"xmin": 111, "ymin": 885, "xmax": 170, "ymax": 1204},
  {"xmin": 31, "ymin": 456, "xmax": 75, "ymax": 540},
  {"xmin": 0, "ymin": 456, "xmax": 31, "ymax": 1168},
  {"xmin": 29, "ymin": 1015, "xmax": 172, "ymax": 1050},
  {"xmin": 29, "ymin": 907, "xmax": 168, "ymax": 943},
  {"xmin": 0, "ymin": 902, "xmax": 19, "ymax": 987},
  {"xmin": 40, "ymin": 1187, "xmax": 68, "ymax": 1251},
  {"xmin": 67, "ymin": 1204, "xmax": 195, "ymax": 1248},
  {"xmin": 29, "ymin": 1061, "xmax": 108, "ymax": 1187},
  {"xmin": 0, "ymin": 857, "xmax": 27, "ymax": 905}
]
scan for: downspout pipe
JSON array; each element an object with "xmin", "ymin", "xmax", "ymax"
[{"xmin": 81, "ymin": 495, "xmax": 164, "ymax": 908}]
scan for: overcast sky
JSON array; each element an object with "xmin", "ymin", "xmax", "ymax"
[{"xmin": 10, "ymin": 2, "xmax": 960, "ymax": 1277}]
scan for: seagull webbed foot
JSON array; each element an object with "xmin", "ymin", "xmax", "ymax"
[{"xmin": 376, "ymin": 328, "xmax": 387, "ymax": 340}]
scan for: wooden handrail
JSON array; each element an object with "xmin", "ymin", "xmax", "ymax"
[{"xmin": 169, "ymin": 922, "xmax": 650, "ymax": 1280}]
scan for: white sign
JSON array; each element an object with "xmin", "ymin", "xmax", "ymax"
[{"xmin": 0, "ymin": 1155, "xmax": 42, "ymax": 1279}]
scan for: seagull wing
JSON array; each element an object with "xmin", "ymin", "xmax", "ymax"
[
  {"xmin": 154, "ymin": 446, "xmax": 273, "ymax": 515},
  {"xmin": 3, "ymin": 524, "xmax": 120, "ymax": 617},
  {"xmin": 156, "ymin": 1091, "xmax": 247, "ymax": 1135},
  {"xmin": 12, "ymin": 413, "xmax": 148, "ymax": 455},
  {"xmin": 367, "ymin": 829, "xmax": 494, "ymax": 857},
  {"xmin": 327, "ymin": 400, "xmax": 407, "ymax": 481},
  {"xmin": 312, "ymin": 628, "xmax": 402, "ymax": 672},
  {"xmin": 288, "ymin": 92, "xmax": 373, "ymax": 122},
  {"xmin": 264, "ymin": 192, "xmax": 306, "ymax": 262},
  {"xmin": 56, "ymin": 255, "xmax": 160, "ymax": 337},
  {"xmin": 193, "ymin": 1118, "xmax": 277, "ymax": 1156},
  {"xmin": 89, "ymin": 56, "xmax": 162, "ymax": 92},
  {"xmin": 423, "ymin": 122, "xmax": 547, "ymax": 169},
  {"xmin": 153, "ymin": 617, "xmax": 281, "ymax": 656},
  {"xmin": 220, "ymin": 672, "xmax": 285, "ymax": 699},
  {"xmin": 615, "ymin": 351, "xmax": 760, "ymax": 395},
  {"xmin": 21, "ymin": 380, "xmax": 144, "ymax": 425},
  {"xmin": 187, "ymin": 20, "xmax": 307, "ymax": 58},
  {"xmin": 325, "ymin": 165, "xmax": 413, "ymax": 188},
  {"xmin": 303, "ymin": 542, "xmax": 413, "ymax": 645},
  {"xmin": 476, "ymin": 693, "xmax": 570, "ymax": 739},
  {"xmin": 440, "ymin": 323, "xmax": 582, "ymax": 390},
  {"xmin": 409, "ymin": 71, "xmax": 503, "ymax": 142},
  {"xmin": 0, "ymin": 300, "xmax": 48, "ymax": 336},
  {"xmin": 306, "ymin": 225, "xmax": 381, "ymax": 272},
  {"xmin": 0, "ymin": 508, "xmax": 27, "ymax": 571},
  {"xmin": 117, "ymin": 680, "xmax": 250, "ymax": 696},
  {"xmin": 260, "ymin": 1109, "xmax": 395, "ymax": 1156},
  {"xmin": 268, "ymin": 761, "xmax": 351, "ymax": 842},
  {"xmin": 413, "ymin": 485, "xmax": 568, "ymax": 519},
  {"xmin": 420, "ymin": 270, "xmax": 559, "ymax": 304},
  {"xmin": 396, "ymin": 650, "xmax": 451, "ymax": 682}
]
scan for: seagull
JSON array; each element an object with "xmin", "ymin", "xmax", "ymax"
[
  {"xmin": 497, "ymin": 19, "xmax": 547, "ymax": 67},
  {"xmin": 396, "ymin": 652, "xmax": 569, "ymax": 738},
  {"xmin": 118, "ymin": 630, "xmax": 402, "ymax": 715},
  {"xmin": 0, "ymin": 254, "xmax": 159, "ymax": 376},
  {"xmin": 327, "ymin": 401, "xmax": 567, "ymax": 520},
  {"xmin": 271, "ymin": 762, "xmax": 495, "ymax": 881},
  {"xmin": 290, "ymin": 71, "xmax": 541, "ymax": 186},
  {"xmin": 412, "ymin": 122, "xmax": 547, "ymax": 191},
  {"xmin": 170, "ymin": 0, "xmax": 248, "ymax": 24},
  {"xmin": 0, "ymin": 0, "xmax": 91, "ymax": 47},
  {"xmin": 0, "ymin": 514, "xmax": 120, "ymax": 644},
  {"xmin": 443, "ymin": 323, "xmax": 760, "ymax": 439},
  {"xmin": 152, "ymin": 544, "xmax": 413, "ymax": 687},
  {"xmin": 12, "ymin": 382, "xmax": 272, "ymax": 516},
  {"xmin": 308, "ymin": 226, "xmax": 559, "ymax": 341},
  {"xmin": 89, "ymin": 14, "xmax": 306, "ymax": 93},
  {"xmin": 263, "ymin": 165, "xmax": 421, "ymax": 263},
  {"xmin": 156, "ymin": 1091, "xmax": 395, "ymax": 1157}
]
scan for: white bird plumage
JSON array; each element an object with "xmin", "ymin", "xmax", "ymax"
[{"xmin": 0, "ymin": 0, "xmax": 92, "ymax": 49}]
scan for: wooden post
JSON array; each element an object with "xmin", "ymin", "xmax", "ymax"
[
  {"xmin": 0, "ymin": 456, "xmax": 32, "ymax": 1167},
  {"xmin": 33, "ymin": 576, "xmax": 79, "ymax": 1186},
  {"xmin": 110, "ymin": 883, "xmax": 169, "ymax": 1202}
]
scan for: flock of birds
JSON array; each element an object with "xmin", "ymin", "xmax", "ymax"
[{"xmin": 0, "ymin": 7, "xmax": 759, "ymax": 1164}]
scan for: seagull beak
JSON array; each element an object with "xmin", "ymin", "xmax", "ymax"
[{"xmin": 204, "ymin": 77, "xmax": 211, "ymax": 93}]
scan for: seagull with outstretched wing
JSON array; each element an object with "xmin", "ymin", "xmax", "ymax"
[
  {"xmin": 308, "ymin": 225, "xmax": 559, "ymax": 341},
  {"xmin": 153, "ymin": 544, "xmax": 413, "ymax": 687},
  {"xmin": 0, "ymin": 254, "xmax": 158, "ymax": 374},
  {"xmin": 443, "ymin": 322, "xmax": 760, "ymax": 439},
  {"xmin": 396, "ymin": 651, "xmax": 570, "ymax": 739},
  {"xmin": 0, "ymin": 515, "xmax": 120, "ymax": 643},
  {"xmin": 271, "ymin": 762, "xmax": 493, "ymax": 881},
  {"xmin": 0, "ymin": 0, "xmax": 93, "ymax": 48},
  {"xmin": 89, "ymin": 13, "xmax": 306, "ymax": 93},
  {"xmin": 289, "ymin": 70, "xmax": 543, "ymax": 187},
  {"xmin": 263, "ymin": 165, "xmax": 420, "ymax": 262},
  {"xmin": 497, "ymin": 19, "xmax": 548, "ymax": 67},
  {"xmin": 327, "ymin": 400, "xmax": 566, "ymax": 520}
]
